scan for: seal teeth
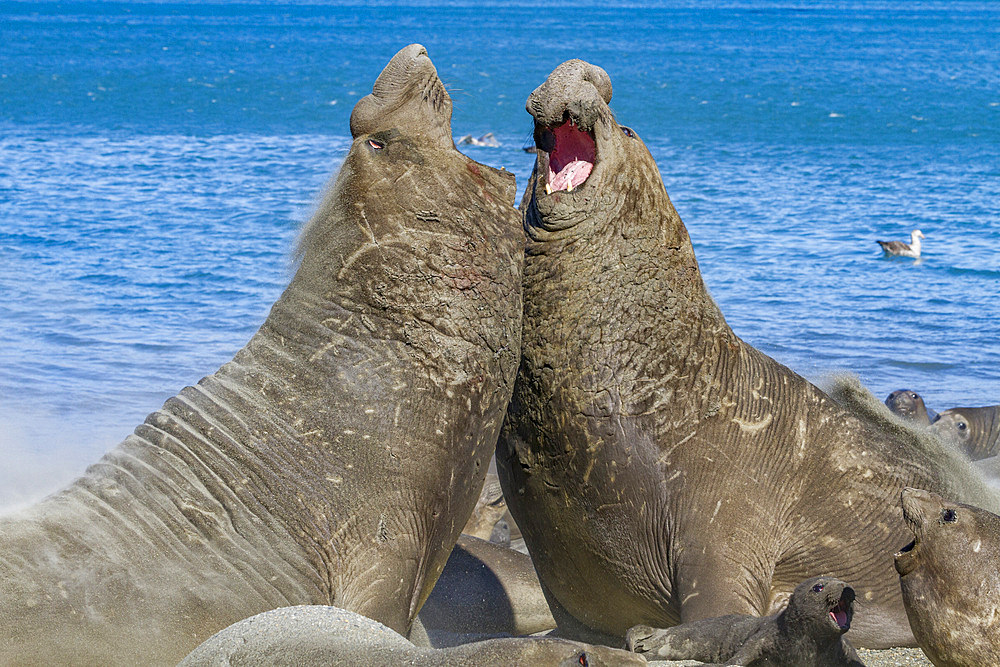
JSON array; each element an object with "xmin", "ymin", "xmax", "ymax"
[{"xmin": 545, "ymin": 183, "xmax": 552, "ymax": 195}]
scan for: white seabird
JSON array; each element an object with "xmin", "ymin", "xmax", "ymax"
[{"xmin": 876, "ymin": 229, "xmax": 925, "ymax": 258}]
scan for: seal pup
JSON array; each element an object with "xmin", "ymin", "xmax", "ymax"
[
  {"xmin": 885, "ymin": 389, "xmax": 933, "ymax": 426},
  {"xmin": 179, "ymin": 605, "xmax": 644, "ymax": 666},
  {"xmin": 625, "ymin": 576, "xmax": 863, "ymax": 666},
  {"xmin": 931, "ymin": 405, "xmax": 1000, "ymax": 460},
  {"xmin": 497, "ymin": 59, "xmax": 998, "ymax": 649},
  {"xmin": 0, "ymin": 44, "xmax": 523, "ymax": 665},
  {"xmin": 876, "ymin": 229, "xmax": 924, "ymax": 258},
  {"xmin": 894, "ymin": 488, "xmax": 1000, "ymax": 665}
]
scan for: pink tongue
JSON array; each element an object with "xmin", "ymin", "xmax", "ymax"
[
  {"xmin": 547, "ymin": 122, "xmax": 595, "ymax": 191},
  {"xmin": 832, "ymin": 610, "xmax": 847, "ymax": 627}
]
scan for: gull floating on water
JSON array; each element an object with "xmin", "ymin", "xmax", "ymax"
[{"xmin": 876, "ymin": 229, "xmax": 924, "ymax": 258}]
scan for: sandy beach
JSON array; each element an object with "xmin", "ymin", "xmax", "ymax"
[{"xmin": 646, "ymin": 647, "xmax": 931, "ymax": 666}]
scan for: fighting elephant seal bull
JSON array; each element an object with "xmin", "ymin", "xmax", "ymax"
[
  {"xmin": 0, "ymin": 44, "xmax": 523, "ymax": 664},
  {"xmin": 496, "ymin": 58, "xmax": 997, "ymax": 649}
]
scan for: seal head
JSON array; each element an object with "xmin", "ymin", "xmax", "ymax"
[
  {"xmin": 784, "ymin": 576, "xmax": 855, "ymax": 637},
  {"xmin": 522, "ymin": 58, "xmax": 675, "ymax": 243},
  {"xmin": 350, "ymin": 43, "xmax": 453, "ymax": 148},
  {"xmin": 885, "ymin": 389, "xmax": 932, "ymax": 426},
  {"xmin": 931, "ymin": 406, "xmax": 1000, "ymax": 461},
  {"xmin": 894, "ymin": 488, "xmax": 1000, "ymax": 664}
]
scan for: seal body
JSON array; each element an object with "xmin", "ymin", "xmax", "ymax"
[
  {"xmin": 625, "ymin": 576, "xmax": 863, "ymax": 666},
  {"xmin": 894, "ymin": 488, "xmax": 1000, "ymax": 666},
  {"xmin": 497, "ymin": 58, "xmax": 998, "ymax": 649},
  {"xmin": 0, "ymin": 44, "xmax": 523, "ymax": 664},
  {"xmin": 179, "ymin": 605, "xmax": 644, "ymax": 667},
  {"xmin": 412, "ymin": 534, "xmax": 555, "ymax": 647},
  {"xmin": 931, "ymin": 405, "xmax": 1000, "ymax": 460},
  {"xmin": 885, "ymin": 390, "xmax": 933, "ymax": 426}
]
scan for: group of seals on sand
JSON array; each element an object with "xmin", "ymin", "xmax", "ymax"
[
  {"xmin": 4, "ymin": 45, "xmax": 999, "ymax": 666},
  {"xmin": 885, "ymin": 389, "xmax": 1000, "ymax": 463}
]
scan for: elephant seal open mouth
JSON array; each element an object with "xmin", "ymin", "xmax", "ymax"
[
  {"xmin": 825, "ymin": 582, "xmax": 855, "ymax": 633},
  {"xmin": 0, "ymin": 44, "xmax": 523, "ymax": 665},
  {"xmin": 894, "ymin": 488, "xmax": 1000, "ymax": 665},
  {"xmin": 526, "ymin": 59, "xmax": 610, "ymax": 197},
  {"xmin": 624, "ymin": 576, "xmax": 862, "ymax": 665}
]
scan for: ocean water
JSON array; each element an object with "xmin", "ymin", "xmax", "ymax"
[{"xmin": 1, "ymin": 1, "xmax": 998, "ymax": 508}]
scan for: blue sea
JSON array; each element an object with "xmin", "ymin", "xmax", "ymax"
[{"xmin": 2, "ymin": 1, "xmax": 998, "ymax": 508}]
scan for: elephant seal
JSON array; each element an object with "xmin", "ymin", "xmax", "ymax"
[
  {"xmin": 894, "ymin": 488, "xmax": 1000, "ymax": 665},
  {"xmin": 885, "ymin": 389, "xmax": 933, "ymax": 426},
  {"xmin": 0, "ymin": 44, "xmax": 523, "ymax": 665},
  {"xmin": 411, "ymin": 534, "xmax": 555, "ymax": 648},
  {"xmin": 180, "ymin": 605, "xmax": 644, "ymax": 666},
  {"xmin": 625, "ymin": 576, "xmax": 863, "ymax": 666},
  {"xmin": 496, "ymin": 58, "xmax": 998, "ymax": 649},
  {"xmin": 931, "ymin": 405, "xmax": 1000, "ymax": 460}
]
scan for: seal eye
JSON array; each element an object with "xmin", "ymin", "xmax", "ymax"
[
  {"xmin": 957, "ymin": 422, "xmax": 967, "ymax": 431},
  {"xmin": 368, "ymin": 139, "xmax": 385, "ymax": 150},
  {"xmin": 621, "ymin": 126, "xmax": 635, "ymax": 138},
  {"xmin": 578, "ymin": 652, "xmax": 588, "ymax": 667},
  {"xmin": 942, "ymin": 509, "xmax": 958, "ymax": 523},
  {"xmin": 812, "ymin": 583, "xmax": 824, "ymax": 593},
  {"xmin": 909, "ymin": 393, "xmax": 918, "ymax": 399}
]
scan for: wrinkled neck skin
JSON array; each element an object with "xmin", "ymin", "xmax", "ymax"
[
  {"xmin": 0, "ymin": 59, "xmax": 521, "ymax": 664},
  {"xmin": 518, "ymin": 112, "xmax": 735, "ymax": 433}
]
